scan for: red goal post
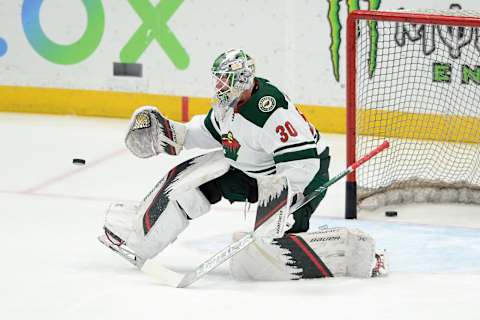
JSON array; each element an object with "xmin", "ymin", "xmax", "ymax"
[{"xmin": 345, "ymin": 10, "xmax": 480, "ymax": 219}]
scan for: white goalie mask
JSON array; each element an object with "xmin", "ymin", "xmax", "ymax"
[{"xmin": 211, "ymin": 49, "xmax": 255, "ymax": 120}]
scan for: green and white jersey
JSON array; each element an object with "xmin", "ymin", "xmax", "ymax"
[{"xmin": 184, "ymin": 78, "xmax": 328, "ymax": 195}]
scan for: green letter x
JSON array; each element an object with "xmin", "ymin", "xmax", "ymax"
[{"xmin": 121, "ymin": 0, "xmax": 189, "ymax": 70}]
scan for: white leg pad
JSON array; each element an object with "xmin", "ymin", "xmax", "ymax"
[
  {"xmin": 131, "ymin": 200, "xmax": 189, "ymax": 259},
  {"xmin": 105, "ymin": 201, "xmax": 189, "ymax": 260},
  {"xmin": 344, "ymin": 228, "xmax": 377, "ymax": 278},
  {"xmin": 102, "ymin": 150, "xmax": 228, "ymax": 262},
  {"xmin": 230, "ymin": 227, "xmax": 377, "ymax": 280},
  {"xmin": 230, "ymin": 232, "xmax": 295, "ymax": 281},
  {"xmin": 174, "ymin": 188, "xmax": 211, "ymax": 219},
  {"xmin": 104, "ymin": 203, "xmax": 138, "ymax": 243}
]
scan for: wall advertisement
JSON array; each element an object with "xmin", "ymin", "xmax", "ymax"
[{"xmin": 0, "ymin": 0, "xmax": 477, "ymax": 127}]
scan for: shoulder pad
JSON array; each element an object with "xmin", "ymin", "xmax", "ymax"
[{"xmin": 238, "ymin": 78, "xmax": 288, "ymax": 128}]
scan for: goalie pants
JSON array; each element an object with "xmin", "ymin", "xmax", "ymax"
[{"xmin": 199, "ymin": 147, "xmax": 330, "ymax": 233}]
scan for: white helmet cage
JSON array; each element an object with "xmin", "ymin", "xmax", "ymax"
[{"xmin": 211, "ymin": 49, "xmax": 255, "ymax": 106}]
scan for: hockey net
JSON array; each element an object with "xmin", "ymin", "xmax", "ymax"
[{"xmin": 345, "ymin": 10, "xmax": 480, "ymax": 218}]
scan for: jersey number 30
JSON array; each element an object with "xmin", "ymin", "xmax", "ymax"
[{"xmin": 276, "ymin": 121, "xmax": 298, "ymax": 142}]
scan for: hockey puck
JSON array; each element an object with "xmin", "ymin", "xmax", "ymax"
[
  {"xmin": 72, "ymin": 158, "xmax": 86, "ymax": 166},
  {"xmin": 385, "ymin": 211, "xmax": 398, "ymax": 217}
]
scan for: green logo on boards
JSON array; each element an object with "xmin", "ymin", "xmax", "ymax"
[
  {"xmin": 434, "ymin": 63, "xmax": 480, "ymax": 84},
  {"xmin": 326, "ymin": 1, "xmax": 480, "ymax": 84},
  {"xmin": 461, "ymin": 65, "xmax": 480, "ymax": 84},
  {"xmin": 22, "ymin": 0, "xmax": 105, "ymax": 65},
  {"xmin": 433, "ymin": 63, "xmax": 452, "ymax": 83},
  {"xmin": 326, "ymin": 0, "xmax": 382, "ymax": 82},
  {"xmin": 21, "ymin": 0, "xmax": 189, "ymax": 68},
  {"xmin": 433, "ymin": 62, "xmax": 452, "ymax": 82},
  {"xmin": 120, "ymin": 0, "xmax": 189, "ymax": 69}
]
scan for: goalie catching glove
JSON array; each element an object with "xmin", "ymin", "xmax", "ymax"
[{"xmin": 125, "ymin": 106, "xmax": 186, "ymax": 158}]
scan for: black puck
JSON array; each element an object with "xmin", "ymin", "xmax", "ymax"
[
  {"xmin": 385, "ymin": 211, "xmax": 397, "ymax": 217},
  {"xmin": 72, "ymin": 158, "xmax": 86, "ymax": 165}
]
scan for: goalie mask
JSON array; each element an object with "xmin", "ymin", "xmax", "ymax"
[{"xmin": 211, "ymin": 49, "xmax": 255, "ymax": 119}]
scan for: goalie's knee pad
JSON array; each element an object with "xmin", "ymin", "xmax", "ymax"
[{"xmin": 230, "ymin": 228, "xmax": 378, "ymax": 281}]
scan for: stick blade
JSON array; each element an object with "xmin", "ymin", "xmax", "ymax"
[
  {"xmin": 177, "ymin": 272, "xmax": 197, "ymax": 288},
  {"xmin": 141, "ymin": 260, "xmax": 184, "ymax": 287}
]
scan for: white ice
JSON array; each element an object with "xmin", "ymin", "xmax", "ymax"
[{"xmin": 0, "ymin": 113, "xmax": 479, "ymax": 320}]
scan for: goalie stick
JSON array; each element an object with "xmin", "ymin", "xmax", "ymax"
[
  {"xmin": 174, "ymin": 140, "xmax": 390, "ymax": 288},
  {"xmin": 290, "ymin": 140, "xmax": 390, "ymax": 213}
]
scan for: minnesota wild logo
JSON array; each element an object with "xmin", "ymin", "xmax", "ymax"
[{"xmin": 222, "ymin": 131, "xmax": 241, "ymax": 161}]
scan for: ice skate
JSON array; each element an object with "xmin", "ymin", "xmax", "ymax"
[{"xmin": 98, "ymin": 227, "xmax": 146, "ymax": 269}]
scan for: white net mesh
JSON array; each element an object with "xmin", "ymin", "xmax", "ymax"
[{"xmin": 354, "ymin": 10, "xmax": 480, "ymax": 209}]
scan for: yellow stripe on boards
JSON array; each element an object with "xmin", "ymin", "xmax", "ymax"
[
  {"xmin": 0, "ymin": 85, "xmax": 347, "ymax": 133},
  {"xmin": 0, "ymin": 86, "xmax": 182, "ymax": 121},
  {"xmin": 1, "ymin": 85, "xmax": 478, "ymax": 144},
  {"xmin": 297, "ymin": 104, "xmax": 346, "ymax": 134},
  {"xmin": 357, "ymin": 109, "xmax": 480, "ymax": 144},
  {"xmin": 188, "ymin": 96, "xmax": 211, "ymax": 118}
]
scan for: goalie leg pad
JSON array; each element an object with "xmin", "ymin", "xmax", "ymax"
[
  {"xmin": 129, "ymin": 200, "xmax": 189, "ymax": 259},
  {"xmin": 102, "ymin": 151, "xmax": 229, "ymax": 261},
  {"xmin": 230, "ymin": 227, "xmax": 377, "ymax": 281},
  {"xmin": 116, "ymin": 187, "xmax": 209, "ymax": 260},
  {"xmin": 254, "ymin": 175, "xmax": 292, "ymax": 238},
  {"xmin": 230, "ymin": 231, "xmax": 298, "ymax": 281},
  {"xmin": 104, "ymin": 203, "xmax": 138, "ymax": 245},
  {"xmin": 104, "ymin": 201, "xmax": 189, "ymax": 260},
  {"xmin": 175, "ymin": 188, "xmax": 211, "ymax": 219}
]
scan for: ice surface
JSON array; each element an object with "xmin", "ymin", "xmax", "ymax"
[{"xmin": 0, "ymin": 113, "xmax": 478, "ymax": 320}]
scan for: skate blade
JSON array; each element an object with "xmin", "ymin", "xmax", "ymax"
[
  {"xmin": 98, "ymin": 235, "xmax": 145, "ymax": 269},
  {"xmin": 98, "ymin": 235, "xmax": 184, "ymax": 287}
]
